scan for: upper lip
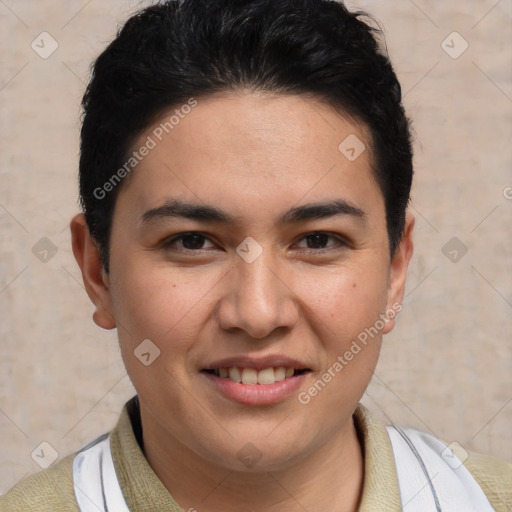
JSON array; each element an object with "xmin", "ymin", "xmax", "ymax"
[{"xmin": 203, "ymin": 355, "xmax": 311, "ymax": 372}]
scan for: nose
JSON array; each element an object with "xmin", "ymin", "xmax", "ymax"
[{"xmin": 215, "ymin": 250, "xmax": 300, "ymax": 339}]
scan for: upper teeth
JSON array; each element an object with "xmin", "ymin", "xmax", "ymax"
[{"xmin": 214, "ymin": 367, "xmax": 295, "ymax": 385}]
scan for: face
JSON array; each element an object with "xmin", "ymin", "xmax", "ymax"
[{"xmin": 72, "ymin": 91, "xmax": 413, "ymax": 472}]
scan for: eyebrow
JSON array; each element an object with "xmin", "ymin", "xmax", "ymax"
[{"xmin": 140, "ymin": 198, "xmax": 366, "ymax": 226}]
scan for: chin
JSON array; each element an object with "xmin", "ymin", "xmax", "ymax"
[{"xmin": 192, "ymin": 429, "xmax": 315, "ymax": 473}]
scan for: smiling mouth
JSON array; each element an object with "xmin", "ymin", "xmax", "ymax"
[{"xmin": 202, "ymin": 367, "xmax": 311, "ymax": 385}]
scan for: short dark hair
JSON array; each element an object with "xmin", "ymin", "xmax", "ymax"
[{"xmin": 79, "ymin": 0, "xmax": 413, "ymax": 272}]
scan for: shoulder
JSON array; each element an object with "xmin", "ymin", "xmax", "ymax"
[
  {"xmin": 0, "ymin": 453, "xmax": 80, "ymax": 512},
  {"xmin": 463, "ymin": 447, "xmax": 512, "ymax": 512},
  {"xmin": 387, "ymin": 425, "xmax": 512, "ymax": 512}
]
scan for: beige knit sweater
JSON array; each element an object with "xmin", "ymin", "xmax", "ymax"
[{"xmin": 1, "ymin": 396, "xmax": 511, "ymax": 511}]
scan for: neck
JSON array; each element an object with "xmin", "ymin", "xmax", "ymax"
[{"xmin": 141, "ymin": 407, "xmax": 364, "ymax": 512}]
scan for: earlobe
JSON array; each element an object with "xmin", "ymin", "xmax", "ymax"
[
  {"xmin": 70, "ymin": 213, "xmax": 117, "ymax": 330},
  {"xmin": 382, "ymin": 211, "xmax": 415, "ymax": 335}
]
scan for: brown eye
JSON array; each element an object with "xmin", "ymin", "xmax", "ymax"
[
  {"xmin": 162, "ymin": 232, "xmax": 216, "ymax": 252},
  {"xmin": 295, "ymin": 232, "xmax": 346, "ymax": 251}
]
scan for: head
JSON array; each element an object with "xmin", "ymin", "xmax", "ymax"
[{"xmin": 72, "ymin": 0, "xmax": 414, "ymax": 472}]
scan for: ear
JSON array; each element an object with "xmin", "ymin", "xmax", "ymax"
[
  {"xmin": 382, "ymin": 210, "xmax": 414, "ymax": 334},
  {"xmin": 70, "ymin": 213, "xmax": 116, "ymax": 330}
]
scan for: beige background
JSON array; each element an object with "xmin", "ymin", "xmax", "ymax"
[{"xmin": 1, "ymin": 0, "xmax": 511, "ymax": 493}]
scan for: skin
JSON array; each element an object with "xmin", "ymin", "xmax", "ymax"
[{"xmin": 71, "ymin": 90, "xmax": 414, "ymax": 512}]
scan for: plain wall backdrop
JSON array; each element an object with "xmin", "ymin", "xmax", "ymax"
[{"xmin": 1, "ymin": 0, "xmax": 511, "ymax": 492}]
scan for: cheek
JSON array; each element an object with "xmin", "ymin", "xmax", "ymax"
[
  {"xmin": 292, "ymin": 266, "xmax": 388, "ymax": 425},
  {"xmin": 109, "ymin": 256, "xmax": 226, "ymax": 345},
  {"xmin": 293, "ymin": 261, "xmax": 390, "ymax": 340}
]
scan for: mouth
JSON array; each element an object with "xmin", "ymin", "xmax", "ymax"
[
  {"xmin": 201, "ymin": 356, "xmax": 313, "ymax": 405},
  {"xmin": 202, "ymin": 367, "xmax": 311, "ymax": 385}
]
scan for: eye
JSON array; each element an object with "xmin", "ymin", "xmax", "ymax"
[
  {"xmin": 161, "ymin": 231, "xmax": 348, "ymax": 255},
  {"xmin": 162, "ymin": 232, "xmax": 217, "ymax": 252},
  {"xmin": 294, "ymin": 232, "xmax": 347, "ymax": 251}
]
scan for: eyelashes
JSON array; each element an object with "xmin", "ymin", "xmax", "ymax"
[{"xmin": 161, "ymin": 231, "xmax": 350, "ymax": 254}]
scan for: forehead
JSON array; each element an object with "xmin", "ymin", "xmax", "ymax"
[{"xmin": 115, "ymin": 91, "xmax": 382, "ymax": 224}]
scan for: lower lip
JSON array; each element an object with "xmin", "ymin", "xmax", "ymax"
[{"xmin": 202, "ymin": 372, "xmax": 309, "ymax": 406}]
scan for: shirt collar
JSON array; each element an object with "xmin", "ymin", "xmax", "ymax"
[{"xmin": 353, "ymin": 403, "xmax": 402, "ymax": 511}]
